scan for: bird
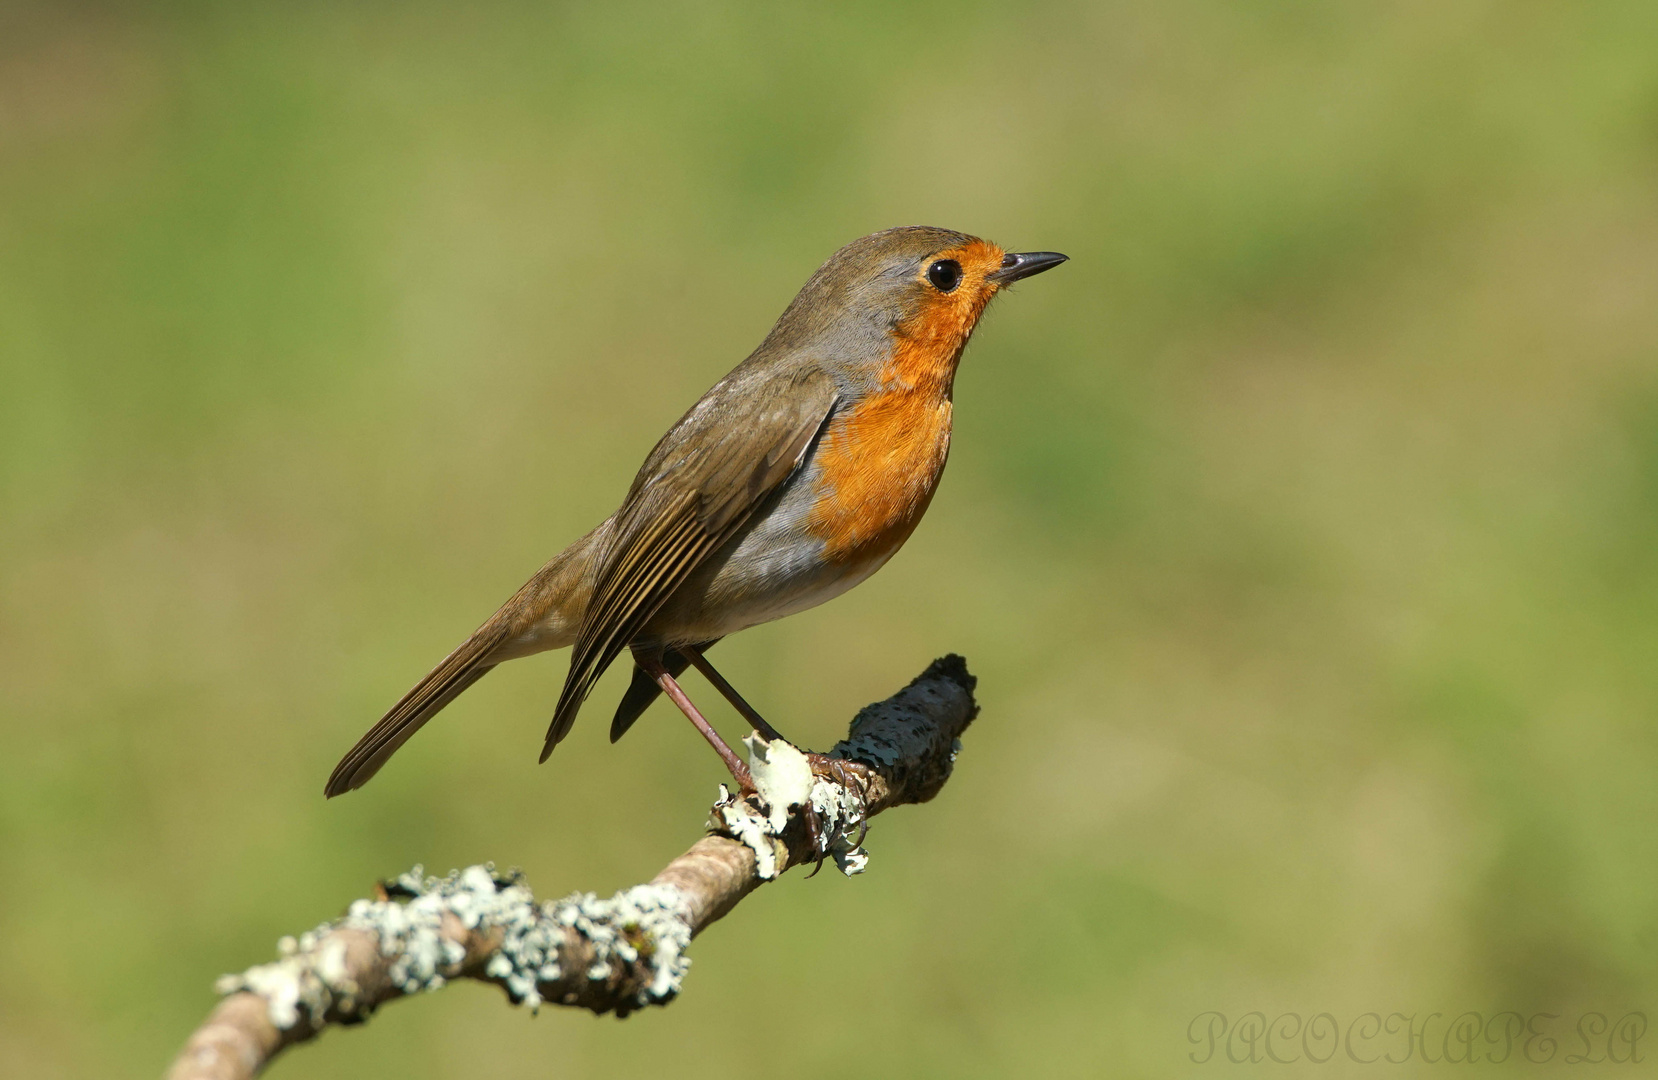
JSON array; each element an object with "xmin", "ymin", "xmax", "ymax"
[{"xmin": 325, "ymin": 226, "xmax": 1066, "ymax": 798}]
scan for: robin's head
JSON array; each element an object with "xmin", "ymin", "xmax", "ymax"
[{"xmin": 762, "ymin": 226, "xmax": 1067, "ymax": 374}]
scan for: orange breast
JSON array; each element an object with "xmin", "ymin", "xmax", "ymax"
[
  {"xmin": 807, "ymin": 386, "xmax": 952, "ymax": 567},
  {"xmin": 806, "ymin": 237, "xmax": 1005, "ymax": 568}
]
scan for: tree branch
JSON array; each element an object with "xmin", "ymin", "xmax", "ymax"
[{"xmin": 167, "ymin": 655, "xmax": 979, "ymax": 1080}]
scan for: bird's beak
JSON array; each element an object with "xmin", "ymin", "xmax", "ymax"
[{"xmin": 988, "ymin": 250, "xmax": 1069, "ymax": 285}]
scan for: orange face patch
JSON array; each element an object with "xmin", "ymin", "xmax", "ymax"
[
  {"xmin": 886, "ymin": 239, "xmax": 1008, "ymax": 393},
  {"xmin": 806, "ymin": 238, "xmax": 1006, "ymax": 565}
]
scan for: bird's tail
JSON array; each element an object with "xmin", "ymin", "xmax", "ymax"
[
  {"xmin": 608, "ymin": 639, "xmax": 720, "ymax": 743},
  {"xmin": 323, "ymin": 526, "xmax": 603, "ymax": 797},
  {"xmin": 324, "ymin": 626, "xmax": 507, "ymax": 797}
]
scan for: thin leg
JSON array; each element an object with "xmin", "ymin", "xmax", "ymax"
[
  {"xmin": 679, "ymin": 644, "xmax": 788, "ymax": 743},
  {"xmin": 636, "ymin": 652, "xmax": 752, "ymax": 789}
]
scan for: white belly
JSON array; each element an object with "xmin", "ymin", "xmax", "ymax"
[{"xmin": 642, "ymin": 465, "xmax": 892, "ymax": 643}]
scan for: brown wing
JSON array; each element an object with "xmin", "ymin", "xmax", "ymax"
[{"xmin": 540, "ymin": 366, "xmax": 836, "ymax": 759}]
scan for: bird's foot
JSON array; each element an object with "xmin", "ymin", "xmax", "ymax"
[
  {"xmin": 715, "ymin": 738, "xmax": 871, "ymax": 878},
  {"xmin": 800, "ymin": 753, "xmax": 870, "ymax": 878}
]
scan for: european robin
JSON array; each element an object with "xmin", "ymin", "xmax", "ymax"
[{"xmin": 325, "ymin": 226, "xmax": 1066, "ymax": 797}]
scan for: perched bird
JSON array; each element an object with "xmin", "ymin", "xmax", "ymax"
[{"xmin": 325, "ymin": 226, "xmax": 1065, "ymax": 797}]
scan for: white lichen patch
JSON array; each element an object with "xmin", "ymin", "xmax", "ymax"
[
  {"xmin": 746, "ymin": 734, "xmax": 814, "ymax": 832},
  {"xmin": 708, "ymin": 736, "xmax": 870, "ymax": 879},
  {"xmin": 710, "ymin": 782, "xmax": 785, "ymax": 880},
  {"xmin": 225, "ymin": 947, "xmax": 329, "ymax": 1030},
  {"xmin": 216, "ymin": 865, "xmax": 694, "ymax": 1028},
  {"xmin": 807, "ymin": 773, "xmax": 870, "ymax": 876},
  {"xmin": 520, "ymin": 882, "xmax": 693, "ymax": 1009}
]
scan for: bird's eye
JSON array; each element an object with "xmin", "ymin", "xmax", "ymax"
[{"xmin": 927, "ymin": 259, "xmax": 963, "ymax": 293}]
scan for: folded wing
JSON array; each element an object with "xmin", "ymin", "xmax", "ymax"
[{"xmin": 541, "ymin": 366, "xmax": 836, "ymax": 758}]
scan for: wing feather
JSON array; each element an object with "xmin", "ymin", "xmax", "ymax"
[{"xmin": 540, "ymin": 367, "xmax": 836, "ymax": 757}]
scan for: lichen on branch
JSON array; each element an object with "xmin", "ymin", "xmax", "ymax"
[{"xmin": 168, "ymin": 655, "xmax": 978, "ymax": 1080}]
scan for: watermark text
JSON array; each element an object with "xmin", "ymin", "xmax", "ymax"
[{"xmin": 1188, "ymin": 1011, "xmax": 1646, "ymax": 1065}]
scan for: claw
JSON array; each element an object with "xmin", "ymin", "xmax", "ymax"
[
  {"xmin": 802, "ymin": 800, "xmax": 828, "ymax": 879},
  {"xmin": 795, "ymin": 753, "xmax": 871, "ymax": 877}
]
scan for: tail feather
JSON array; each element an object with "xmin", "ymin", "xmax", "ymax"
[
  {"xmin": 324, "ymin": 524, "xmax": 604, "ymax": 798},
  {"xmin": 324, "ymin": 627, "xmax": 507, "ymax": 797},
  {"xmin": 608, "ymin": 639, "xmax": 720, "ymax": 744}
]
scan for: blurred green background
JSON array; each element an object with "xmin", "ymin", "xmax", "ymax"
[{"xmin": 4, "ymin": 1, "xmax": 1658, "ymax": 1076}]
